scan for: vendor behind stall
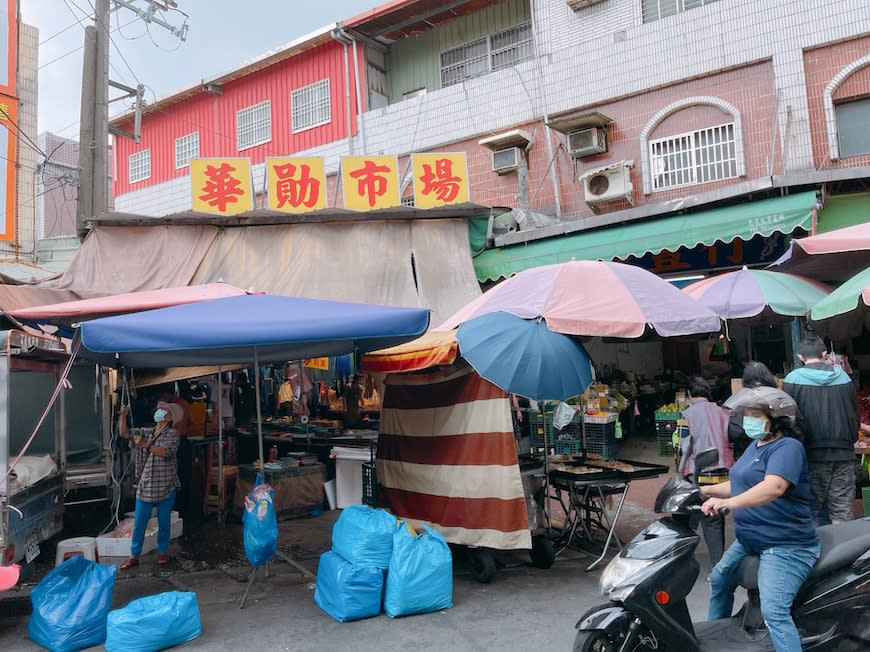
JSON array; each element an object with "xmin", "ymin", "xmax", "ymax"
[{"xmin": 344, "ymin": 374, "xmax": 364, "ymax": 426}]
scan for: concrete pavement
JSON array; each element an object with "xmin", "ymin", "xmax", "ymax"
[{"xmin": 0, "ymin": 439, "xmax": 726, "ymax": 651}]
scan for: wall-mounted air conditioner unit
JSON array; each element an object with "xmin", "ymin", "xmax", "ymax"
[
  {"xmin": 492, "ymin": 147, "xmax": 521, "ymax": 175},
  {"xmin": 568, "ymin": 127, "xmax": 607, "ymax": 158},
  {"xmin": 566, "ymin": 0, "xmax": 608, "ymax": 10},
  {"xmin": 579, "ymin": 160, "xmax": 634, "ymax": 209}
]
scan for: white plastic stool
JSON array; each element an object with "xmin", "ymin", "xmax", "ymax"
[{"xmin": 55, "ymin": 536, "xmax": 98, "ymax": 567}]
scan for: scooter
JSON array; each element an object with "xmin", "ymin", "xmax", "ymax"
[{"xmin": 574, "ymin": 451, "xmax": 870, "ymax": 651}]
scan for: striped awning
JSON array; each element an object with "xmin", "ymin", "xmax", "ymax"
[{"xmin": 360, "ymin": 330, "xmax": 458, "ymax": 374}]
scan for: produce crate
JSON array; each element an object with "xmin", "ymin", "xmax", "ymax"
[
  {"xmin": 362, "ymin": 461, "xmax": 377, "ymax": 507},
  {"xmin": 584, "ymin": 440, "xmax": 620, "ymax": 460},
  {"xmin": 654, "ymin": 410, "xmax": 682, "ymax": 421},
  {"xmin": 553, "ymin": 439, "xmax": 582, "ymax": 455},
  {"xmin": 657, "ymin": 436, "xmax": 675, "ymax": 457},
  {"xmin": 863, "ymin": 486, "xmax": 870, "ymax": 517}
]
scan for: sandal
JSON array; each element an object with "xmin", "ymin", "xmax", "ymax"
[
  {"xmin": 157, "ymin": 553, "xmax": 171, "ymax": 565},
  {"xmin": 119, "ymin": 557, "xmax": 139, "ymax": 570}
]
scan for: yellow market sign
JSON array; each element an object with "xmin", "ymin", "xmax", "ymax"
[
  {"xmin": 341, "ymin": 155, "xmax": 400, "ymax": 211},
  {"xmin": 303, "ymin": 357, "xmax": 329, "ymax": 370},
  {"xmin": 266, "ymin": 156, "xmax": 326, "ymax": 212},
  {"xmin": 191, "ymin": 158, "xmax": 254, "ymax": 215},
  {"xmin": 411, "ymin": 152, "xmax": 469, "ymax": 208}
]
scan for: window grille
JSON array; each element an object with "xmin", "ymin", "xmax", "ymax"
[
  {"xmin": 291, "ymin": 79, "xmax": 331, "ymax": 132},
  {"xmin": 642, "ymin": 0, "xmax": 718, "ymax": 23},
  {"xmin": 236, "ymin": 100, "xmax": 271, "ymax": 150},
  {"xmin": 128, "ymin": 149, "xmax": 150, "ymax": 183},
  {"xmin": 649, "ymin": 122, "xmax": 736, "ymax": 191},
  {"xmin": 440, "ymin": 22, "xmax": 533, "ymax": 88},
  {"xmin": 174, "ymin": 132, "xmax": 199, "ymax": 169}
]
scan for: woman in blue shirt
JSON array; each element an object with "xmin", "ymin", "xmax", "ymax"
[{"xmin": 701, "ymin": 386, "xmax": 819, "ymax": 652}]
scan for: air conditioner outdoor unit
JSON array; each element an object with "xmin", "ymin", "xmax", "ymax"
[
  {"xmin": 565, "ymin": 0, "xmax": 608, "ymax": 10},
  {"xmin": 568, "ymin": 127, "xmax": 607, "ymax": 158},
  {"xmin": 492, "ymin": 147, "xmax": 521, "ymax": 175},
  {"xmin": 580, "ymin": 160, "xmax": 634, "ymax": 208}
]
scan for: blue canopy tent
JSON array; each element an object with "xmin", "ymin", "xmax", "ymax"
[{"xmin": 73, "ymin": 294, "xmax": 430, "ymax": 517}]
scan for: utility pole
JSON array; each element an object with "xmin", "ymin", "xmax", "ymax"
[{"xmin": 76, "ymin": 0, "xmax": 188, "ymax": 240}]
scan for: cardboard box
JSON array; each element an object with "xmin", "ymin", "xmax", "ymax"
[{"xmin": 96, "ymin": 515, "xmax": 183, "ymax": 558}]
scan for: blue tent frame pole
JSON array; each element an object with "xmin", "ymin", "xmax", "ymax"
[
  {"xmin": 254, "ymin": 348, "xmax": 265, "ymax": 473},
  {"xmin": 217, "ymin": 366, "xmax": 224, "ymax": 521}
]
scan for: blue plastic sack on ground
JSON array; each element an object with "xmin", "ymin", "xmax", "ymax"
[
  {"xmin": 243, "ymin": 474, "xmax": 278, "ymax": 567},
  {"xmin": 105, "ymin": 591, "xmax": 201, "ymax": 652},
  {"xmin": 384, "ymin": 524, "xmax": 453, "ymax": 618},
  {"xmin": 28, "ymin": 556, "xmax": 116, "ymax": 652},
  {"xmin": 331, "ymin": 505, "xmax": 396, "ymax": 568},
  {"xmin": 313, "ymin": 551, "xmax": 384, "ymax": 622}
]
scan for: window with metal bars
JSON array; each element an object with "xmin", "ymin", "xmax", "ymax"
[
  {"xmin": 649, "ymin": 122, "xmax": 736, "ymax": 191},
  {"xmin": 291, "ymin": 79, "xmax": 331, "ymax": 132},
  {"xmin": 440, "ymin": 21, "xmax": 533, "ymax": 88},
  {"xmin": 236, "ymin": 100, "xmax": 271, "ymax": 150},
  {"xmin": 641, "ymin": 0, "xmax": 719, "ymax": 23},
  {"xmin": 128, "ymin": 149, "xmax": 150, "ymax": 183},
  {"xmin": 174, "ymin": 132, "xmax": 199, "ymax": 169}
]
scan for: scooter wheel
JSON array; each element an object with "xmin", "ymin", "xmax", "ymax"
[{"xmin": 573, "ymin": 629, "xmax": 621, "ymax": 652}]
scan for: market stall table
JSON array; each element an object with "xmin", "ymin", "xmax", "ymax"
[{"xmin": 547, "ymin": 458, "xmax": 668, "ymax": 571}]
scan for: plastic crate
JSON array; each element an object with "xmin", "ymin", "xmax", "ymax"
[
  {"xmin": 655, "ymin": 410, "xmax": 682, "ymax": 421},
  {"xmin": 655, "ymin": 420, "xmax": 678, "ymax": 436},
  {"xmin": 584, "ymin": 440, "xmax": 620, "ymax": 460},
  {"xmin": 657, "ymin": 437, "xmax": 674, "ymax": 457},
  {"xmin": 553, "ymin": 439, "xmax": 582, "ymax": 455},
  {"xmin": 863, "ymin": 486, "xmax": 870, "ymax": 517},
  {"xmin": 362, "ymin": 461, "xmax": 377, "ymax": 507}
]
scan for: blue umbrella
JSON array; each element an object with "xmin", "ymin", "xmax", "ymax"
[{"xmin": 455, "ymin": 311, "xmax": 594, "ymax": 401}]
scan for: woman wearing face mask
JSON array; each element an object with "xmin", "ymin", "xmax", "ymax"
[
  {"xmin": 117, "ymin": 400, "xmax": 183, "ymax": 569},
  {"xmin": 701, "ymin": 386, "xmax": 819, "ymax": 652}
]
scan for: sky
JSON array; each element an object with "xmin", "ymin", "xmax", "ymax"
[{"xmin": 25, "ymin": 0, "xmax": 380, "ymax": 138}]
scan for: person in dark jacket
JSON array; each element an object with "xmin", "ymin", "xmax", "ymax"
[
  {"xmin": 728, "ymin": 361, "xmax": 779, "ymax": 458},
  {"xmin": 782, "ymin": 336, "xmax": 858, "ymax": 524}
]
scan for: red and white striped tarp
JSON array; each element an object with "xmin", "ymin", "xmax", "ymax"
[{"xmin": 377, "ymin": 365, "xmax": 531, "ymax": 550}]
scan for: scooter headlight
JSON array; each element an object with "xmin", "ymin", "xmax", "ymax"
[{"xmin": 600, "ymin": 555, "xmax": 654, "ymax": 598}]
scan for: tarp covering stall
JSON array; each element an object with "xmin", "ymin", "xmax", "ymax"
[{"xmin": 376, "ymin": 364, "xmax": 531, "ymax": 550}]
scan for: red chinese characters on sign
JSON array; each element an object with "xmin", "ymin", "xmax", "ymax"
[
  {"xmin": 412, "ymin": 153, "xmax": 469, "ymax": 208},
  {"xmin": 190, "ymin": 158, "xmax": 253, "ymax": 215},
  {"xmin": 200, "ymin": 163, "xmax": 244, "ymax": 211},
  {"xmin": 341, "ymin": 156, "xmax": 399, "ymax": 211},
  {"xmin": 266, "ymin": 157, "xmax": 326, "ymax": 213}
]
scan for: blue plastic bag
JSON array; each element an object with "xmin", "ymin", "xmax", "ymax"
[
  {"xmin": 105, "ymin": 591, "xmax": 201, "ymax": 652},
  {"xmin": 384, "ymin": 524, "xmax": 453, "ymax": 618},
  {"xmin": 243, "ymin": 475, "xmax": 278, "ymax": 567},
  {"xmin": 313, "ymin": 551, "xmax": 384, "ymax": 622},
  {"xmin": 28, "ymin": 556, "xmax": 116, "ymax": 652},
  {"xmin": 331, "ymin": 505, "xmax": 396, "ymax": 569}
]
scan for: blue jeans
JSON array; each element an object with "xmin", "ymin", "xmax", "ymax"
[
  {"xmin": 130, "ymin": 489, "xmax": 177, "ymax": 557},
  {"xmin": 708, "ymin": 539, "xmax": 821, "ymax": 652}
]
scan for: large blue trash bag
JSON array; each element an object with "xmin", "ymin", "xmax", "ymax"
[
  {"xmin": 331, "ymin": 504, "xmax": 396, "ymax": 569},
  {"xmin": 105, "ymin": 591, "xmax": 201, "ymax": 652},
  {"xmin": 243, "ymin": 474, "xmax": 278, "ymax": 567},
  {"xmin": 28, "ymin": 556, "xmax": 116, "ymax": 652},
  {"xmin": 384, "ymin": 524, "xmax": 453, "ymax": 618},
  {"xmin": 313, "ymin": 551, "xmax": 385, "ymax": 622}
]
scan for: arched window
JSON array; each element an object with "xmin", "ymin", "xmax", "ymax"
[
  {"xmin": 639, "ymin": 96, "xmax": 745, "ymax": 195},
  {"xmin": 824, "ymin": 54, "xmax": 870, "ymax": 161}
]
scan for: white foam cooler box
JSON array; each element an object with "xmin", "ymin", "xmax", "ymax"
[
  {"xmin": 330, "ymin": 446, "xmax": 372, "ymax": 509},
  {"xmin": 96, "ymin": 511, "xmax": 183, "ymax": 558}
]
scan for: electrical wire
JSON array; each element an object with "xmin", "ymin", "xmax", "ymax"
[{"xmin": 39, "ymin": 19, "xmax": 81, "ymax": 46}]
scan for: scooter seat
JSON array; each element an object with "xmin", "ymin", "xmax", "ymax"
[
  {"xmin": 735, "ymin": 518, "xmax": 870, "ymax": 590},
  {"xmin": 807, "ymin": 518, "xmax": 870, "ymax": 583}
]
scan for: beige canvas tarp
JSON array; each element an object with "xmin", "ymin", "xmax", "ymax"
[
  {"xmin": 0, "ymin": 225, "xmax": 219, "ymax": 311},
  {"xmin": 190, "ymin": 218, "xmax": 481, "ymax": 327}
]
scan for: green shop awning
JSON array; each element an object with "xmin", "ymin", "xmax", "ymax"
[
  {"xmin": 815, "ymin": 192, "xmax": 870, "ymax": 233},
  {"xmin": 473, "ymin": 191, "xmax": 817, "ymax": 282}
]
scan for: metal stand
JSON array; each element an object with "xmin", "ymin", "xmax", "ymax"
[{"xmin": 239, "ymin": 561, "xmax": 271, "ymax": 609}]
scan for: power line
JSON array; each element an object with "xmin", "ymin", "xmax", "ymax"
[{"xmin": 39, "ymin": 20, "xmax": 81, "ymax": 46}]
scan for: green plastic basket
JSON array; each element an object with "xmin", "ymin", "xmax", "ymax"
[{"xmin": 863, "ymin": 486, "xmax": 870, "ymax": 517}]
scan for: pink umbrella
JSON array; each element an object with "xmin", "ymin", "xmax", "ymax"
[
  {"xmin": 9, "ymin": 282, "xmax": 251, "ymax": 329},
  {"xmin": 438, "ymin": 260, "xmax": 721, "ymax": 338},
  {"xmin": 771, "ymin": 222, "xmax": 870, "ymax": 282}
]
